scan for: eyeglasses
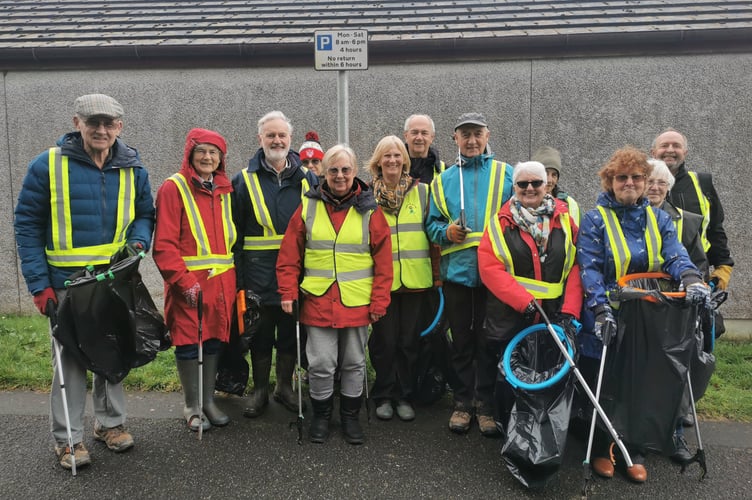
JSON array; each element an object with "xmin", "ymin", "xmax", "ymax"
[
  {"xmin": 327, "ymin": 166, "xmax": 353, "ymax": 176},
  {"xmin": 648, "ymin": 179, "xmax": 669, "ymax": 187},
  {"xmin": 614, "ymin": 174, "xmax": 646, "ymax": 183},
  {"xmin": 302, "ymin": 159, "xmax": 321, "ymax": 166},
  {"xmin": 515, "ymin": 180, "xmax": 544, "ymax": 189},
  {"xmin": 84, "ymin": 118, "xmax": 119, "ymax": 130},
  {"xmin": 194, "ymin": 148, "xmax": 221, "ymax": 158}
]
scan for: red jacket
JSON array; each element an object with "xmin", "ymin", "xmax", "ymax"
[
  {"xmin": 478, "ymin": 197, "xmax": 582, "ymax": 340},
  {"xmin": 277, "ymin": 181, "xmax": 392, "ymax": 328},
  {"xmin": 153, "ymin": 129, "xmax": 236, "ymax": 346}
]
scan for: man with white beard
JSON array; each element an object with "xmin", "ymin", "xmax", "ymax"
[{"xmin": 231, "ymin": 111, "xmax": 319, "ymax": 418}]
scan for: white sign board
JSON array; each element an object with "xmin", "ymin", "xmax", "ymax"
[{"xmin": 314, "ymin": 30, "xmax": 368, "ymax": 71}]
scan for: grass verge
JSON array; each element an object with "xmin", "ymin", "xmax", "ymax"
[{"xmin": 1, "ymin": 313, "xmax": 750, "ymax": 421}]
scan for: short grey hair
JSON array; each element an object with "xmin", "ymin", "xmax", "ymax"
[
  {"xmin": 257, "ymin": 110, "xmax": 293, "ymax": 135},
  {"xmin": 403, "ymin": 114, "xmax": 435, "ymax": 134},
  {"xmin": 647, "ymin": 159, "xmax": 676, "ymax": 189}
]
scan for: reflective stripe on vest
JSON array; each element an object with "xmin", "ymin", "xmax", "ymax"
[
  {"xmin": 384, "ymin": 183, "xmax": 432, "ymax": 291},
  {"xmin": 487, "ymin": 212, "xmax": 575, "ymax": 299},
  {"xmin": 241, "ymin": 169, "xmax": 310, "ymax": 251},
  {"xmin": 687, "ymin": 172, "xmax": 711, "ymax": 252},
  {"xmin": 566, "ymin": 196, "xmax": 581, "ymax": 227},
  {"xmin": 597, "ymin": 205, "xmax": 664, "ymax": 280},
  {"xmin": 431, "ymin": 160, "xmax": 509, "ymax": 256},
  {"xmin": 674, "ymin": 207, "xmax": 685, "ymax": 243},
  {"xmin": 168, "ymin": 173, "xmax": 235, "ymax": 277},
  {"xmin": 299, "ymin": 197, "xmax": 374, "ymax": 307},
  {"xmin": 45, "ymin": 147, "xmax": 134, "ymax": 268}
]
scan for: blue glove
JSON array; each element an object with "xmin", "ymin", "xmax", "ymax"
[
  {"xmin": 593, "ymin": 305, "xmax": 617, "ymax": 345},
  {"xmin": 686, "ymin": 282, "xmax": 710, "ymax": 304}
]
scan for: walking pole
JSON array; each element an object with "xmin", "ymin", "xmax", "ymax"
[
  {"xmin": 457, "ymin": 148, "xmax": 466, "ymax": 230},
  {"xmin": 531, "ymin": 303, "xmax": 634, "ymax": 489},
  {"xmin": 47, "ymin": 299, "xmax": 76, "ymax": 476},
  {"xmin": 197, "ymin": 290, "xmax": 204, "ymax": 441},
  {"xmin": 291, "ymin": 300, "xmax": 304, "ymax": 445}
]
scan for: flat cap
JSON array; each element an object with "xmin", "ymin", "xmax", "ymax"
[
  {"xmin": 74, "ymin": 94, "xmax": 124, "ymax": 119},
  {"xmin": 454, "ymin": 112, "xmax": 488, "ymax": 130}
]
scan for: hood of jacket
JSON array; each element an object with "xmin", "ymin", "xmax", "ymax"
[
  {"xmin": 179, "ymin": 128, "xmax": 231, "ymax": 192},
  {"xmin": 57, "ymin": 132, "xmax": 145, "ymax": 170},
  {"xmin": 596, "ymin": 190, "xmax": 649, "ymax": 213},
  {"xmin": 306, "ymin": 177, "xmax": 377, "ymax": 214}
]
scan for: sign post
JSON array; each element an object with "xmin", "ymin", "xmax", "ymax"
[{"xmin": 314, "ymin": 30, "xmax": 368, "ymax": 145}]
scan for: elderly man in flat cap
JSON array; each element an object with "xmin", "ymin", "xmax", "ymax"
[
  {"xmin": 14, "ymin": 94, "xmax": 155, "ymax": 470},
  {"xmin": 425, "ymin": 112, "xmax": 514, "ymax": 436}
]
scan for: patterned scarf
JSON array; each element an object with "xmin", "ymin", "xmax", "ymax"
[
  {"xmin": 372, "ymin": 173, "xmax": 412, "ymax": 215},
  {"xmin": 509, "ymin": 194, "xmax": 556, "ymax": 261}
]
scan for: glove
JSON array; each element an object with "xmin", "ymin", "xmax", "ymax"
[
  {"xmin": 593, "ymin": 305, "xmax": 617, "ymax": 345},
  {"xmin": 710, "ymin": 264, "xmax": 732, "ymax": 291},
  {"xmin": 446, "ymin": 220, "xmax": 470, "ymax": 243},
  {"xmin": 183, "ymin": 283, "xmax": 201, "ymax": 308},
  {"xmin": 126, "ymin": 241, "xmax": 144, "ymax": 256},
  {"xmin": 686, "ymin": 282, "xmax": 710, "ymax": 305},
  {"xmin": 523, "ymin": 300, "xmax": 537, "ymax": 322},
  {"xmin": 33, "ymin": 287, "xmax": 57, "ymax": 315}
]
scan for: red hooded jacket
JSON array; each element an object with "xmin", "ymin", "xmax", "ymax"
[{"xmin": 153, "ymin": 128, "xmax": 236, "ymax": 346}]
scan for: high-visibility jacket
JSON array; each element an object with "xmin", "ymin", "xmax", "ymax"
[
  {"xmin": 487, "ymin": 211, "xmax": 575, "ymax": 299},
  {"xmin": 299, "ymin": 196, "xmax": 375, "ymax": 307},
  {"xmin": 240, "ymin": 169, "xmax": 310, "ymax": 251},
  {"xmin": 431, "ymin": 160, "xmax": 509, "ymax": 256},
  {"xmin": 383, "ymin": 183, "xmax": 432, "ymax": 291},
  {"xmin": 686, "ymin": 171, "xmax": 711, "ymax": 252},
  {"xmin": 597, "ymin": 205, "xmax": 664, "ymax": 280},
  {"xmin": 45, "ymin": 147, "xmax": 135, "ymax": 268},
  {"xmin": 167, "ymin": 173, "xmax": 236, "ymax": 277}
]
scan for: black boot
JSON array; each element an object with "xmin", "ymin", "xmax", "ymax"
[
  {"xmin": 273, "ymin": 352, "xmax": 306, "ymax": 413},
  {"xmin": 243, "ymin": 352, "xmax": 271, "ymax": 418},
  {"xmin": 340, "ymin": 395, "xmax": 364, "ymax": 445},
  {"xmin": 309, "ymin": 396, "xmax": 333, "ymax": 444}
]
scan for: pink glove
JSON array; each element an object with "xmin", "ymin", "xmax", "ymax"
[{"xmin": 183, "ymin": 283, "xmax": 201, "ymax": 308}]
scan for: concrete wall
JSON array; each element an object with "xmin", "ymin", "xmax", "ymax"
[{"xmin": 3, "ymin": 53, "xmax": 750, "ymax": 318}]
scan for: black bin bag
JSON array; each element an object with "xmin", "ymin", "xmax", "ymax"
[
  {"xmin": 601, "ymin": 275, "xmax": 698, "ymax": 455},
  {"xmin": 53, "ymin": 253, "xmax": 170, "ymax": 384},
  {"xmin": 496, "ymin": 324, "xmax": 575, "ymax": 490}
]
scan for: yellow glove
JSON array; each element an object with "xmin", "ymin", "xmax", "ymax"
[{"xmin": 710, "ymin": 264, "xmax": 733, "ymax": 291}]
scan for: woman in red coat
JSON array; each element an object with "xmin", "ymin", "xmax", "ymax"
[
  {"xmin": 277, "ymin": 144, "xmax": 393, "ymax": 445},
  {"xmin": 153, "ymin": 128, "xmax": 237, "ymax": 432}
]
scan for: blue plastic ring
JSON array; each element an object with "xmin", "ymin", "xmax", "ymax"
[{"xmin": 502, "ymin": 323, "xmax": 573, "ymax": 391}]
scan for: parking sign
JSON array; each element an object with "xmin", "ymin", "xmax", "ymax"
[{"xmin": 314, "ymin": 30, "xmax": 368, "ymax": 71}]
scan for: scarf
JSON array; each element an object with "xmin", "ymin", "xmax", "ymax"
[
  {"xmin": 372, "ymin": 173, "xmax": 412, "ymax": 215},
  {"xmin": 509, "ymin": 194, "xmax": 556, "ymax": 261}
]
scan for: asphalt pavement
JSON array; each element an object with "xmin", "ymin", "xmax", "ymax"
[{"xmin": 1, "ymin": 390, "xmax": 751, "ymax": 499}]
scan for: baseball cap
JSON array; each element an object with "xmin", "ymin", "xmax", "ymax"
[{"xmin": 454, "ymin": 112, "xmax": 488, "ymax": 131}]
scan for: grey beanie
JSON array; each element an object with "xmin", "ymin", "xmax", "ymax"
[{"xmin": 531, "ymin": 146, "xmax": 562, "ymax": 176}]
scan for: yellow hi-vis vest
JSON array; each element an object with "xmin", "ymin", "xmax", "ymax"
[
  {"xmin": 687, "ymin": 172, "xmax": 711, "ymax": 252},
  {"xmin": 299, "ymin": 196, "xmax": 374, "ymax": 307},
  {"xmin": 565, "ymin": 195, "xmax": 581, "ymax": 227},
  {"xmin": 45, "ymin": 147, "xmax": 135, "ymax": 268},
  {"xmin": 241, "ymin": 169, "xmax": 310, "ymax": 251},
  {"xmin": 488, "ymin": 212, "xmax": 576, "ymax": 299},
  {"xmin": 430, "ymin": 160, "xmax": 509, "ymax": 256},
  {"xmin": 597, "ymin": 205, "xmax": 664, "ymax": 280},
  {"xmin": 384, "ymin": 183, "xmax": 432, "ymax": 291},
  {"xmin": 168, "ymin": 173, "xmax": 236, "ymax": 277}
]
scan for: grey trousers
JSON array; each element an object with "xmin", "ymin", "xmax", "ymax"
[
  {"xmin": 49, "ymin": 304, "xmax": 127, "ymax": 445},
  {"xmin": 305, "ymin": 325, "xmax": 368, "ymax": 400}
]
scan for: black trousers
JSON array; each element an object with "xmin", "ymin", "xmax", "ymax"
[{"xmin": 249, "ymin": 304, "xmax": 299, "ymax": 359}]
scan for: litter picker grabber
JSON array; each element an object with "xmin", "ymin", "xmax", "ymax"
[
  {"xmin": 530, "ymin": 302, "xmax": 634, "ymax": 495},
  {"xmin": 681, "ymin": 366, "xmax": 707, "ymax": 480},
  {"xmin": 289, "ymin": 301, "xmax": 304, "ymax": 445},
  {"xmin": 457, "ymin": 148, "xmax": 466, "ymax": 230},
  {"xmin": 48, "ymin": 298, "xmax": 76, "ymax": 476},
  {"xmin": 197, "ymin": 290, "xmax": 204, "ymax": 441}
]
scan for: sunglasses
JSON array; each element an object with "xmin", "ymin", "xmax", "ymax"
[
  {"xmin": 327, "ymin": 166, "xmax": 353, "ymax": 176},
  {"xmin": 614, "ymin": 174, "xmax": 646, "ymax": 183},
  {"xmin": 515, "ymin": 180, "xmax": 544, "ymax": 189}
]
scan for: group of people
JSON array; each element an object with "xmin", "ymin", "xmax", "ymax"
[{"xmin": 14, "ymin": 94, "xmax": 733, "ymax": 486}]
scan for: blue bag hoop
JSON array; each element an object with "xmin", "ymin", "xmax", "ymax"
[{"xmin": 502, "ymin": 323, "xmax": 574, "ymax": 391}]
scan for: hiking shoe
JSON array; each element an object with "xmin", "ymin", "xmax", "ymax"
[
  {"xmin": 449, "ymin": 408, "xmax": 472, "ymax": 433},
  {"xmin": 477, "ymin": 414, "xmax": 500, "ymax": 437},
  {"xmin": 94, "ymin": 423, "xmax": 134, "ymax": 452},
  {"xmin": 395, "ymin": 400, "xmax": 415, "ymax": 422},
  {"xmin": 671, "ymin": 433, "xmax": 693, "ymax": 463},
  {"xmin": 55, "ymin": 442, "xmax": 91, "ymax": 470}
]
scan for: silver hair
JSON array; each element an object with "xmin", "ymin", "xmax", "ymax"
[
  {"xmin": 257, "ymin": 110, "xmax": 293, "ymax": 135},
  {"xmin": 403, "ymin": 114, "xmax": 435, "ymax": 134},
  {"xmin": 647, "ymin": 159, "xmax": 676, "ymax": 189}
]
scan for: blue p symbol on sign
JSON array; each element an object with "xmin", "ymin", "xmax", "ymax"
[{"xmin": 316, "ymin": 34, "xmax": 333, "ymax": 51}]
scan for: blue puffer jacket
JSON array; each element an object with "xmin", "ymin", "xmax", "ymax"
[
  {"xmin": 232, "ymin": 148, "xmax": 319, "ymax": 304},
  {"xmin": 576, "ymin": 191, "xmax": 701, "ymax": 358},
  {"xmin": 14, "ymin": 132, "xmax": 155, "ymax": 294},
  {"xmin": 425, "ymin": 153, "xmax": 514, "ymax": 287}
]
